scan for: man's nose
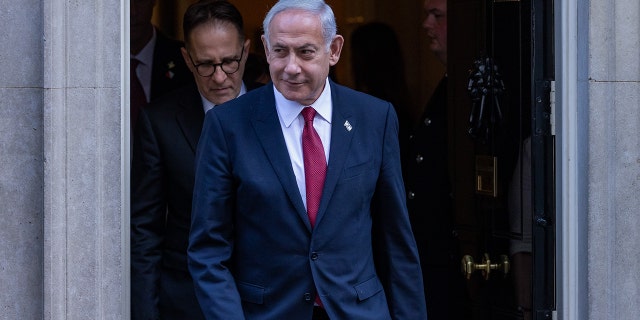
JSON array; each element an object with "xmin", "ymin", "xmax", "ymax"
[
  {"xmin": 211, "ymin": 67, "xmax": 228, "ymax": 83},
  {"xmin": 423, "ymin": 15, "xmax": 434, "ymax": 30},
  {"xmin": 284, "ymin": 55, "xmax": 301, "ymax": 74}
]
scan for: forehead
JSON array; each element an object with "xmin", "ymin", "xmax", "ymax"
[
  {"xmin": 425, "ymin": 0, "xmax": 446, "ymax": 12},
  {"xmin": 268, "ymin": 10, "xmax": 324, "ymax": 46},
  {"xmin": 188, "ymin": 22, "xmax": 241, "ymax": 52}
]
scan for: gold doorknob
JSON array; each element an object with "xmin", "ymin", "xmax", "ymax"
[{"xmin": 461, "ymin": 253, "xmax": 510, "ymax": 280}]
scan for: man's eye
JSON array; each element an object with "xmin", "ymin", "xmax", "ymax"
[
  {"xmin": 273, "ymin": 49, "xmax": 288, "ymax": 58},
  {"xmin": 300, "ymin": 50, "xmax": 315, "ymax": 58}
]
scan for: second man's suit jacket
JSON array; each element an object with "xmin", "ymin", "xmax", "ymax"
[
  {"xmin": 130, "ymin": 82, "xmax": 261, "ymax": 319},
  {"xmin": 131, "ymin": 84, "xmax": 204, "ymax": 320},
  {"xmin": 189, "ymin": 80, "xmax": 427, "ymax": 320}
]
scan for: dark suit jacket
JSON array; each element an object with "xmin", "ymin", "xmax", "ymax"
[
  {"xmin": 404, "ymin": 76, "xmax": 454, "ymax": 266},
  {"xmin": 404, "ymin": 77, "xmax": 468, "ymax": 319},
  {"xmin": 131, "ymin": 84, "xmax": 203, "ymax": 320},
  {"xmin": 130, "ymin": 82, "xmax": 261, "ymax": 319},
  {"xmin": 189, "ymin": 81, "xmax": 427, "ymax": 320},
  {"xmin": 149, "ymin": 31, "xmax": 194, "ymax": 102}
]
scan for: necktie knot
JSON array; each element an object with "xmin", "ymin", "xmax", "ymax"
[{"xmin": 301, "ymin": 107, "xmax": 317, "ymax": 123}]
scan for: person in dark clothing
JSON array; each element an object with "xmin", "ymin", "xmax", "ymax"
[
  {"xmin": 404, "ymin": 0, "xmax": 469, "ymax": 318},
  {"xmin": 350, "ymin": 21, "xmax": 412, "ymax": 148},
  {"xmin": 130, "ymin": 1, "xmax": 261, "ymax": 319},
  {"xmin": 129, "ymin": 0, "xmax": 193, "ymax": 129}
]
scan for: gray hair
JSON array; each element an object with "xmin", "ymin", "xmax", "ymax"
[{"xmin": 262, "ymin": 0, "xmax": 337, "ymax": 51}]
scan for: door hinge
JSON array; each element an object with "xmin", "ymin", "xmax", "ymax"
[
  {"xmin": 550, "ymin": 80, "xmax": 556, "ymax": 136},
  {"xmin": 534, "ymin": 80, "xmax": 553, "ymax": 137}
]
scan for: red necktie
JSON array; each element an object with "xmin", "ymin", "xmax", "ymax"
[
  {"xmin": 130, "ymin": 58, "xmax": 147, "ymax": 129},
  {"xmin": 301, "ymin": 107, "xmax": 326, "ymax": 228}
]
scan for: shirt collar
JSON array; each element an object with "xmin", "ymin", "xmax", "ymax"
[
  {"xmin": 275, "ymin": 78, "xmax": 332, "ymax": 128},
  {"xmin": 202, "ymin": 81, "xmax": 247, "ymax": 114}
]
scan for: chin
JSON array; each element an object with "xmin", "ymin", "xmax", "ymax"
[
  {"xmin": 282, "ymin": 91, "xmax": 306, "ymax": 102},
  {"xmin": 208, "ymin": 97, "xmax": 227, "ymax": 106}
]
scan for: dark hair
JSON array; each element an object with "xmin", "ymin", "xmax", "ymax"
[
  {"xmin": 183, "ymin": 0, "xmax": 245, "ymax": 46},
  {"xmin": 350, "ymin": 22, "xmax": 410, "ymax": 120}
]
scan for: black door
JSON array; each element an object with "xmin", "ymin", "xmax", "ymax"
[{"xmin": 448, "ymin": 0, "xmax": 555, "ymax": 319}]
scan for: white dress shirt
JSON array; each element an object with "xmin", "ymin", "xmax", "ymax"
[
  {"xmin": 201, "ymin": 82, "xmax": 248, "ymax": 114},
  {"xmin": 274, "ymin": 78, "xmax": 332, "ymax": 208}
]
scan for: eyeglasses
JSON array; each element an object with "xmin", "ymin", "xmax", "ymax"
[{"xmin": 187, "ymin": 46, "xmax": 245, "ymax": 77}]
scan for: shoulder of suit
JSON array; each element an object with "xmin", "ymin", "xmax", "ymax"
[
  {"xmin": 154, "ymin": 31, "xmax": 184, "ymax": 50},
  {"xmin": 146, "ymin": 84, "xmax": 200, "ymax": 114},
  {"xmin": 152, "ymin": 32, "xmax": 186, "ymax": 69},
  {"xmin": 246, "ymin": 81, "xmax": 266, "ymax": 92}
]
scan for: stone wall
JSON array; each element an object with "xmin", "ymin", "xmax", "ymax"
[
  {"xmin": 587, "ymin": 0, "xmax": 640, "ymax": 318},
  {"xmin": 0, "ymin": 0, "xmax": 125, "ymax": 318},
  {"xmin": 43, "ymin": 0, "xmax": 126, "ymax": 319},
  {"xmin": 0, "ymin": 0, "xmax": 44, "ymax": 318}
]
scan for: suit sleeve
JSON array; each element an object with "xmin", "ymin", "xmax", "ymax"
[
  {"xmin": 130, "ymin": 110, "xmax": 166, "ymax": 320},
  {"xmin": 189, "ymin": 111, "xmax": 245, "ymax": 320},
  {"xmin": 371, "ymin": 104, "xmax": 428, "ymax": 319}
]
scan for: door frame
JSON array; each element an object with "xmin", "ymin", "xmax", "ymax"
[
  {"xmin": 119, "ymin": 0, "xmax": 587, "ymax": 318},
  {"xmin": 556, "ymin": 0, "xmax": 587, "ymax": 319},
  {"xmin": 531, "ymin": 0, "xmax": 555, "ymax": 318}
]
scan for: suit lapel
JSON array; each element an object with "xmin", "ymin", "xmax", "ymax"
[
  {"xmin": 250, "ymin": 86, "xmax": 309, "ymax": 227},
  {"xmin": 176, "ymin": 86, "xmax": 204, "ymax": 153},
  {"xmin": 315, "ymin": 83, "xmax": 355, "ymax": 226}
]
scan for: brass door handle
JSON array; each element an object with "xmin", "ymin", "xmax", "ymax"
[{"xmin": 461, "ymin": 253, "xmax": 510, "ymax": 280}]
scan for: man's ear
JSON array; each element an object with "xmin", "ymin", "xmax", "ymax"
[
  {"xmin": 243, "ymin": 38, "xmax": 251, "ymax": 62},
  {"xmin": 261, "ymin": 35, "xmax": 270, "ymax": 62},
  {"xmin": 328, "ymin": 35, "xmax": 344, "ymax": 66},
  {"xmin": 180, "ymin": 47, "xmax": 195, "ymax": 73}
]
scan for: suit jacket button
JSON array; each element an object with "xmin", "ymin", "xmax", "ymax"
[
  {"xmin": 407, "ymin": 191, "xmax": 415, "ymax": 200},
  {"xmin": 310, "ymin": 252, "xmax": 319, "ymax": 260},
  {"xmin": 304, "ymin": 293, "xmax": 312, "ymax": 301},
  {"xmin": 424, "ymin": 117, "xmax": 432, "ymax": 126},
  {"xmin": 416, "ymin": 154, "xmax": 424, "ymax": 163}
]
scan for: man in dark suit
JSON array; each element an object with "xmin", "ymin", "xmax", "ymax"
[
  {"xmin": 188, "ymin": 1, "xmax": 427, "ymax": 319},
  {"xmin": 130, "ymin": 0, "xmax": 193, "ymax": 128},
  {"xmin": 404, "ymin": 0, "xmax": 468, "ymax": 319},
  {"xmin": 130, "ymin": 1, "xmax": 260, "ymax": 319}
]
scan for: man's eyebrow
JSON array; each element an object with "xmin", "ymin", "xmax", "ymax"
[
  {"xmin": 297, "ymin": 43, "xmax": 318, "ymax": 50},
  {"xmin": 272, "ymin": 42, "xmax": 317, "ymax": 49},
  {"xmin": 194, "ymin": 52, "xmax": 239, "ymax": 64}
]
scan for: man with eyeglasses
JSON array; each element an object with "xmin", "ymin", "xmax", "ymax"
[{"xmin": 130, "ymin": 1, "xmax": 262, "ymax": 319}]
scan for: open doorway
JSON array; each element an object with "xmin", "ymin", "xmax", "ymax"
[{"xmin": 131, "ymin": 0, "xmax": 556, "ymax": 319}]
